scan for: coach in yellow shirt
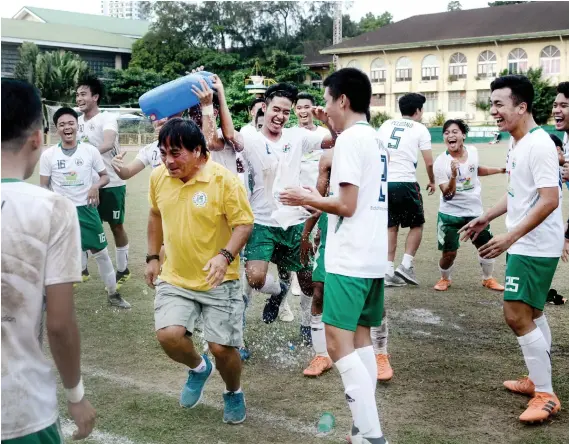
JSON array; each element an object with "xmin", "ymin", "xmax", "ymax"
[{"xmin": 145, "ymin": 118, "xmax": 253, "ymax": 425}]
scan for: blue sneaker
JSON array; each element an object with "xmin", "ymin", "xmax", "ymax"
[
  {"xmin": 262, "ymin": 282, "xmax": 289, "ymax": 324},
  {"xmin": 179, "ymin": 354, "xmax": 214, "ymax": 408},
  {"xmin": 239, "ymin": 346, "xmax": 250, "ymax": 361},
  {"xmin": 223, "ymin": 391, "xmax": 246, "ymax": 424}
]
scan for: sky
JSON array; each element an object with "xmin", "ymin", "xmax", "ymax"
[{"xmin": 1, "ymin": 0, "xmax": 492, "ymax": 21}]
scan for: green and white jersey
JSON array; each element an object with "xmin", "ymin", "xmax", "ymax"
[
  {"xmin": 78, "ymin": 111, "xmax": 125, "ymax": 188},
  {"xmin": 39, "ymin": 142, "xmax": 106, "ymax": 207},
  {"xmin": 378, "ymin": 118, "xmax": 431, "ymax": 183},
  {"xmin": 326, "ymin": 121, "xmax": 388, "ymax": 278},
  {"xmin": 300, "ymin": 125, "xmax": 330, "ymax": 187},
  {"xmin": 434, "ymin": 145, "xmax": 483, "ymax": 217},
  {"xmin": 136, "ymin": 141, "xmax": 162, "ymax": 169},
  {"xmin": 506, "ymin": 127, "xmax": 563, "ymax": 257}
]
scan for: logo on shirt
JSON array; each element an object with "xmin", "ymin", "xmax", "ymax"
[
  {"xmin": 89, "ymin": 124, "xmax": 95, "ymax": 131},
  {"xmin": 469, "ymin": 164, "xmax": 475, "ymax": 173},
  {"xmin": 75, "ymin": 158, "xmax": 84, "ymax": 167},
  {"xmin": 192, "ymin": 191, "xmax": 208, "ymax": 208},
  {"xmin": 282, "ymin": 143, "xmax": 291, "ymax": 153},
  {"xmin": 62, "ymin": 171, "xmax": 83, "ymax": 187}
]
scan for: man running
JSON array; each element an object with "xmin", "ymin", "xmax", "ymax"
[
  {"xmin": 2, "ymin": 79, "xmax": 96, "ymax": 443},
  {"xmin": 378, "ymin": 93, "xmax": 435, "ymax": 286},
  {"xmin": 280, "ymin": 67, "xmax": 389, "ymax": 444},
  {"xmin": 433, "ymin": 119, "xmax": 505, "ymax": 291},
  {"xmin": 461, "ymin": 75, "xmax": 563, "ymax": 423}
]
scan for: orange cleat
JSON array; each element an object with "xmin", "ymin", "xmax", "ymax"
[
  {"xmin": 434, "ymin": 278, "xmax": 451, "ymax": 291},
  {"xmin": 519, "ymin": 392, "xmax": 561, "ymax": 423},
  {"xmin": 376, "ymin": 354, "xmax": 393, "ymax": 382},
  {"xmin": 504, "ymin": 376, "xmax": 535, "ymax": 396},
  {"xmin": 303, "ymin": 356, "xmax": 333, "ymax": 377},
  {"xmin": 483, "ymin": 278, "xmax": 505, "ymax": 291}
]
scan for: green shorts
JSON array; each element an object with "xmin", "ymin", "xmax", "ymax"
[
  {"xmin": 322, "ymin": 273, "xmax": 384, "ymax": 331},
  {"xmin": 2, "ymin": 421, "xmax": 63, "ymax": 444},
  {"xmin": 98, "ymin": 185, "xmax": 126, "ymax": 224},
  {"xmin": 387, "ymin": 182, "xmax": 425, "ymax": 228},
  {"xmin": 77, "ymin": 205, "xmax": 107, "ymax": 251},
  {"xmin": 244, "ymin": 223, "xmax": 312, "ymax": 273},
  {"xmin": 437, "ymin": 212, "xmax": 492, "ymax": 251},
  {"xmin": 312, "ymin": 213, "xmax": 329, "ymax": 283},
  {"xmin": 504, "ymin": 254, "xmax": 559, "ymax": 311}
]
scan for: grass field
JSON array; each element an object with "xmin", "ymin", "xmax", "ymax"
[{"xmin": 33, "ymin": 142, "xmax": 569, "ymax": 444}]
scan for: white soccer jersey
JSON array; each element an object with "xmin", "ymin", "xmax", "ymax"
[
  {"xmin": 78, "ymin": 111, "xmax": 125, "ymax": 188},
  {"xmin": 239, "ymin": 122, "xmax": 257, "ymax": 139},
  {"xmin": 1, "ymin": 181, "xmax": 81, "ymax": 440},
  {"xmin": 325, "ymin": 122, "xmax": 388, "ymax": 278},
  {"xmin": 210, "ymin": 129, "xmax": 238, "ymax": 175},
  {"xmin": 39, "ymin": 142, "xmax": 106, "ymax": 207},
  {"xmin": 378, "ymin": 118, "xmax": 431, "ymax": 182},
  {"xmin": 434, "ymin": 145, "xmax": 483, "ymax": 217},
  {"xmin": 300, "ymin": 125, "xmax": 330, "ymax": 187},
  {"xmin": 506, "ymin": 127, "xmax": 563, "ymax": 257},
  {"xmin": 563, "ymin": 132, "xmax": 569, "ymax": 161},
  {"xmin": 136, "ymin": 141, "xmax": 161, "ymax": 169}
]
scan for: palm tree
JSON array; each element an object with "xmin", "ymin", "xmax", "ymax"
[{"xmin": 35, "ymin": 51, "xmax": 90, "ymax": 103}]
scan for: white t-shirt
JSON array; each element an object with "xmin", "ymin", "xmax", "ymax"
[
  {"xmin": 300, "ymin": 125, "xmax": 330, "ymax": 187},
  {"xmin": 1, "ymin": 181, "xmax": 81, "ymax": 440},
  {"xmin": 78, "ymin": 111, "xmax": 125, "ymax": 188},
  {"xmin": 434, "ymin": 145, "xmax": 483, "ymax": 217},
  {"xmin": 241, "ymin": 127, "xmax": 324, "ymax": 227},
  {"xmin": 210, "ymin": 129, "xmax": 238, "ymax": 175},
  {"xmin": 136, "ymin": 141, "xmax": 162, "ymax": 169},
  {"xmin": 506, "ymin": 127, "xmax": 564, "ymax": 257},
  {"xmin": 378, "ymin": 118, "xmax": 431, "ymax": 182},
  {"xmin": 239, "ymin": 122, "xmax": 257, "ymax": 139},
  {"xmin": 563, "ymin": 132, "xmax": 569, "ymax": 161},
  {"xmin": 325, "ymin": 122, "xmax": 388, "ymax": 278},
  {"xmin": 39, "ymin": 142, "xmax": 106, "ymax": 207}
]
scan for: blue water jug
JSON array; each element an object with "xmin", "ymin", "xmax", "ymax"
[{"xmin": 139, "ymin": 71, "xmax": 214, "ymax": 121}]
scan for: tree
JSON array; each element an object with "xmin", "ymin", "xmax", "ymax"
[
  {"xmin": 358, "ymin": 12, "xmax": 393, "ymax": 33},
  {"xmin": 447, "ymin": 1, "xmax": 462, "ymax": 11},
  {"xmin": 34, "ymin": 51, "xmax": 90, "ymax": 102},
  {"xmin": 524, "ymin": 67, "xmax": 556, "ymax": 125},
  {"xmin": 14, "ymin": 41, "xmax": 40, "ymax": 84},
  {"xmin": 488, "ymin": 1, "xmax": 527, "ymax": 6},
  {"xmin": 103, "ymin": 67, "xmax": 171, "ymax": 106}
]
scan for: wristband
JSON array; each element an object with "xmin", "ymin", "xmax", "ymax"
[
  {"xmin": 65, "ymin": 377, "xmax": 85, "ymax": 403},
  {"xmin": 201, "ymin": 104, "xmax": 214, "ymax": 116},
  {"xmin": 219, "ymin": 248, "xmax": 235, "ymax": 264}
]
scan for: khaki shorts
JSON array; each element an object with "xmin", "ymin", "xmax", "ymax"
[{"xmin": 154, "ymin": 279, "xmax": 244, "ymax": 347}]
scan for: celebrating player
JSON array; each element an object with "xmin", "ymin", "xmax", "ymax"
[{"xmin": 239, "ymin": 97, "xmax": 265, "ymax": 138}]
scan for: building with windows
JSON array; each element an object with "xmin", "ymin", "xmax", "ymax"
[
  {"xmin": 321, "ymin": 2, "xmax": 569, "ymax": 124},
  {"xmin": 101, "ymin": 1, "xmax": 144, "ymax": 21}
]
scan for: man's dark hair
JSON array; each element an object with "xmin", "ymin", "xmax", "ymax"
[
  {"xmin": 251, "ymin": 97, "xmax": 265, "ymax": 108},
  {"xmin": 443, "ymin": 119, "xmax": 470, "ymax": 135},
  {"xmin": 265, "ymin": 83, "xmax": 298, "ymax": 105},
  {"xmin": 490, "ymin": 75, "xmax": 534, "ymax": 112},
  {"xmin": 77, "ymin": 75, "xmax": 104, "ymax": 105},
  {"xmin": 365, "ymin": 109, "xmax": 371, "ymax": 123},
  {"xmin": 297, "ymin": 92, "xmax": 316, "ymax": 106},
  {"xmin": 399, "ymin": 93, "xmax": 426, "ymax": 116},
  {"xmin": 323, "ymin": 68, "xmax": 371, "ymax": 114},
  {"xmin": 53, "ymin": 107, "xmax": 79, "ymax": 125},
  {"xmin": 1, "ymin": 79, "xmax": 43, "ymax": 151},
  {"xmin": 550, "ymin": 134, "xmax": 563, "ymax": 148},
  {"xmin": 255, "ymin": 108, "xmax": 265, "ymax": 124},
  {"xmin": 158, "ymin": 118, "xmax": 208, "ymax": 157},
  {"xmin": 557, "ymin": 82, "xmax": 569, "ymax": 99}
]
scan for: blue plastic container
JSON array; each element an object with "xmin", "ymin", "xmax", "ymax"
[{"xmin": 139, "ymin": 71, "xmax": 214, "ymax": 121}]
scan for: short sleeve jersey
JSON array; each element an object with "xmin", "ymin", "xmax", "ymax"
[
  {"xmin": 300, "ymin": 125, "xmax": 330, "ymax": 187},
  {"xmin": 210, "ymin": 129, "xmax": 238, "ymax": 175},
  {"xmin": 136, "ymin": 141, "xmax": 162, "ymax": 169}
]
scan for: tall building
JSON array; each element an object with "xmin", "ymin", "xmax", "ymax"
[{"xmin": 101, "ymin": 1, "xmax": 143, "ymax": 20}]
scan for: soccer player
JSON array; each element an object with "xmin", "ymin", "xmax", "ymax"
[
  {"xmin": 240, "ymin": 97, "xmax": 265, "ymax": 138},
  {"xmin": 40, "ymin": 107, "xmax": 131, "ymax": 309},
  {"xmin": 461, "ymin": 75, "xmax": 563, "ymax": 423},
  {"xmin": 554, "ymin": 83, "xmax": 569, "ymax": 183},
  {"xmin": 2, "ymin": 79, "xmax": 96, "ymax": 443},
  {"xmin": 280, "ymin": 68, "xmax": 389, "ymax": 444},
  {"xmin": 76, "ymin": 76, "xmax": 131, "ymax": 288},
  {"xmin": 255, "ymin": 109, "xmax": 265, "ymax": 130},
  {"xmin": 433, "ymin": 119, "xmax": 506, "ymax": 291},
  {"xmin": 145, "ymin": 118, "xmax": 254, "ymax": 424},
  {"xmin": 378, "ymin": 93, "xmax": 436, "ymax": 286}
]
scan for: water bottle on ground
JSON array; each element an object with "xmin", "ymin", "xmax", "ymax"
[{"xmin": 316, "ymin": 412, "xmax": 335, "ymax": 436}]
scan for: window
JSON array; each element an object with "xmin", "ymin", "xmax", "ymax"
[
  {"xmin": 311, "ymin": 80, "xmax": 323, "ymax": 89},
  {"xmin": 421, "ymin": 55, "xmax": 439, "ymax": 81},
  {"xmin": 477, "ymin": 50, "xmax": 496, "ymax": 79},
  {"xmin": 508, "ymin": 48, "xmax": 528, "ymax": 74},
  {"xmin": 396, "ymin": 57, "xmax": 412, "ymax": 82},
  {"xmin": 394, "ymin": 93, "xmax": 406, "ymax": 113},
  {"xmin": 540, "ymin": 45, "xmax": 560, "ymax": 75},
  {"xmin": 346, "ymin": 60, "xmax": 361, "ymax": 70},
  {"xmin": 371, "ymin": 94, "xmax": 386, "ymax": 107},
  {"xmin": 422, "ymin": 92, "xmax": 438, "ymax": 113},
  {"xmin": 476, "ymin": 89, "xmax": 491, "ymax": 105},
  {"xmin": 448, "ymin": 91, "xmax": 466, "ymax": 112},
  {"xmin": 449, "ymin": 53, "xmax": 467, "ymax": 79},
  {"xmin": 370, "ymin": 58, "xmax": 386, "ymax": 83}
]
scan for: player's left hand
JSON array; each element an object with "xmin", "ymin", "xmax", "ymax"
[
  {"xmin": 477, "ymin": 233, "xmax": 515, "ymax": 259},
  {"xmin": 87, "ymin": 187, "xmax": 99, "ymax": 207},
  {"xmin": 279, "ymin": 186, "xmax": 320, "ymax": 207},
  {"xmin": 191, "ymin": 78, "xmax": 214, "ymax": 107},
  {"xmin": 562, "ymin": 239, "xmax": 569, "ymax": 263},
  {"xmin": 203, "ymin": 254, "xmax": 228, "ymax": 288},
  {"xmin": 210, "ymin": 74, "xmax": 225, "ymax": 95},
  {"xmin": 426, "ymin": 182, "xmax": 436, "ymax": 195}
]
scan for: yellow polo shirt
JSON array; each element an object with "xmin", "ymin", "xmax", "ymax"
[{"xmin": 149, "ymin": 160, "xmax": 254, "ymax": 291}]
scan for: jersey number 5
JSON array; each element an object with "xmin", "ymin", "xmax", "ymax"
[
  {"xmin": 388, "ymin": 128, "xmax": 405, "ymax": 149},
  {"xmin": 379, "ymin": 154, "xmax": 388, "ymax": 202}
]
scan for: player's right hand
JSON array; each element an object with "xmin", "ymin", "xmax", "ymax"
[
  {"xmin": 191, "ymin": 79, "xmax": 214, "ymax": 107},
  {"xmin": 111, "ymin": 152, "xmax": 126, "ymax": 173},
  {"xmin": 562, "ymin": 239, "xmax": 569, "ymax": 263},
  {"xmin": 562, "ymin": 163, "xmax": 569, "ymax": 182},
  {"xmin": 426, "ymin": 182, "xmax": 436, "ymax": 195},
  {"xmin": 458, "ymin": 215, "xmax": 489, "ymax": 242},
  {"xmin": 450, "ymin": 160, "xmax": 459, "ymax": 178},
  {"xmin": 67, "ymin": 398, "xmax": 96, "ymax": 440},
  {"xmin": 144, "ymin": 260, "xmax": 160, "ymax": 289}
]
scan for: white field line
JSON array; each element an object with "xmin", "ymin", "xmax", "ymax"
[
  {"xmin": 84, "ymin": 366, "xmax": 343, "ymax": 442},
  {"xmin": 61, "ymin": 419, "xmax": 146, "ymax": 444}
]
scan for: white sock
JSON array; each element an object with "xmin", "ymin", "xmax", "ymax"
[
  {"xmin": 92, "ymin": 248, "xmax": 117, "ymax": 295},
  {"xmin": 224, "ymin": 387, "xmax": 242, "ymax": 394},
  {"xmin": 478, "ymin": 255, "xmax": 494, "ymax": 280},
  {"xmin": 335, "ymin": 352, "xmax": 383, "ymax": 438},
  {"xmin": 517, "ymin": 328, "xmax": 553, "ymax": 394},
  {"xmin": 357, "ymin": 345, "xmax": 378, "ymax": 392},
  {"xmin": 260, "ymin": 274, "xmax": 281, "ymax": 295},
  {"xmin": 300, "ymin": 293, "xmax": 312, "ymax": 327},
  {"xmin": 387, "ymin": 261, "xmax": 395, "ymax": 276},
  {"xmin": 191, "ymin": 356, "xmax": 207, "ymax": 373},
  {"xmin": 534, "ymin": 315, "xmax": 552, "ymax": 352},
  {"xmin": 439, "ymin": 264, "xmax": 453, "ymax": 280},
  {"xmin": 402, "ymin": 254, "xmax": 414, "ymax": 269},
  {"xmin": 311, "ymin": 315, "xmax": 328, "ymax": 357},
  {"xmin": 371, "ymin": 320, "xmax": 388, "ymax": 355},
  {"xmin": 116, "ymin": 244, "xmax": 129, "ymax": 273},
  {"xmin": 81, "ymin": 251, "xmax": 88, "ymax": 271}
]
